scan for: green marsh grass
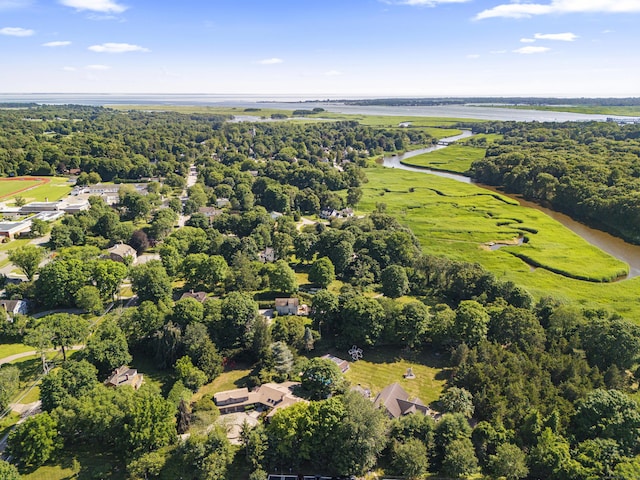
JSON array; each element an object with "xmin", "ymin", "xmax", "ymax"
[{"xmin": 361, "ymin": 164, "xmax": 640, "ymax": 318}]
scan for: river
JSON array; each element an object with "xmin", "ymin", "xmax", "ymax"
[{"xmin": 382, "ymin": 132, "xmax": 640, "ymax": 279}]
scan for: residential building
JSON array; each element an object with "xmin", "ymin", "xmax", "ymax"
[
  {"xmin": 275, "ymin": 298, "xmax": 299, "ymax": 316},
  {"xmin": 214, "ymin": 381, "xmax": 303, "ymax": 418},
  {"xmin": 373, "ymin": 382, "xmax": 437, "ymax": 419},
  {"xmin": 104, "ymin": 366, "xmax": 144, "ymax": 390},
  {"xmin": 180, "ymin": 290, "xmax": 207, "ymax": 303},
  {"xmin": 107, "ymin": 243, "xmax": 137, "ymax": 264},
  {"xmin": 321, "ymin": 354, "xmax": 350, "ymax": 373}
]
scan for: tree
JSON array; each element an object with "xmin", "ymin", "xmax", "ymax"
[
  {"xmin": 127, "ymin": 450, "xmax": 167, "ymax": 480},
  {"xmin": 30, "ymin": 217, "xmax": 50, "ymax": 237},
  {"xmin": 131, "ymin": 260, "xmax": 172, "ymax": 304},
  {"xmin": 170, "ymin": 297, "xmax": 204, "ymax": 329},
  {"xmin": 488, "ymin": 443, "xmax": 529, "ymax": 480},
  {"xmin": 124, "ymin": 389, "xmax": 176, "ymax": 455},
  {"xmin": 40, "ymin": 359, "xmax": 97, "ymax": 411},
  {"xmin": 149, "ymin": 208, "xmax": 178, "ymax": 241},
  {"xmin": 271, "ymin": 341, "xmax": 294, "ymax": 378},
  {"xmin": 0, "ymin": 459, "xmax": 21, "ymax": 480},
  {"xmin": 579, "ymin": 317, "xmax": 640, "ymax": 370},
  {"xmin": 42, "ymin": 313, "xmax": 89, "ymax": 361},
  {"xmin": 441, "ymin": 437, "xmax": 478, "ymax": 478},
  {"xmin": 308, "ymin": 257, "xmax": 335, "ymax": 288},
  {"xmin": 453, "ymin": 300, "xmax": 489, "ymax": 346},
  {"xmin": 572, "ymin": 389, "xmax": 640, "ymax": 455},
  {"xmin": 440, "ymin": 387, "xmax": 475, "ymax": 418},
  {"xmin": 176, "ymin": 399, "xmax": 192, "ymax": 435},
  {"xmin": 7, "ymin": 412, "xmax": 60, "ymax": 468},
  {"xmin": 397, "ymin": 301, "xmax": 430, "ymax": 349},
  {"xmin": 0, "ymin": 366, "xmax": 20, "ymax": 411},
  {"xmin": 9, "ymin": 244, "xmax": 44, "ymax": 281},
  {"xmin": 391, "ymin": 438, "xmax": 429, "ymax": 480},
  {"xmin": 35, "ymin": 258, "xmax": 91, "ymax": 308},
  {"xmin": 340, "ymin": 296, "xmax": 385, "ymax": 347},
  {"xmin": 183, "ymin": 323, "xmax": 223, "ymax": 381},
  {"xmin": 75, "ymin": 285, "xmax": 103, "ymax": 314},
  {"xmin": 381, "ymin": 264, "xmax": 409, "ymax": 298},
  {"xmin": 85, "ymin": 320, "xmax": 132, "ymax": 376},
  {"xmin": 300, "ymin": 357, "xmax": 344, "ymax": 400},
  {"xmin": 92, "ymin": 259, "xmax": 128, "ymax": 300},
  {"xmin": 268, "ymin": 260, "xmax": 298, "ymax": 294},
  {"xmin": 175, "ymin": 356, "xmax": 208, "ymax": 391},
  {"xmin": 303, "ymin": 326, "xmax": 315, "ymax": 352}
]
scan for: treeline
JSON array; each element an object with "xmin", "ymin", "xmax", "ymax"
[
  {"xmin": 469, "ymin": 121, "xmax": 640, "ymax": 243},
  {"xmin": 0, "ymin": 106, "xmax": 432, "ymax": 182},
  {"xmin": 338, "ymin": 97, "xmax": 640, "ymax": 107}
]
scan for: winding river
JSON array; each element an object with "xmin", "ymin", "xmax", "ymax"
[{"xmin": 382, "ymin": 131, "xmax": 640, "ymax": 279}]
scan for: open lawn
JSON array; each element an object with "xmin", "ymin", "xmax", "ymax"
[
  {"xmin": 22, "ymin": 449, "xmax": 127, "ymax": 480},
  {"xmin": 361, "ymin": 164, "xmax": 640, "ymax": 318},
  {"xmin": 0, "ymin": 342, "xmax": 35, "ymax": 359},
  {"xmin": 192, "ymin": 365, "xmax": 253, "ymax": 402},
  {"xmin": 343, "ymin": 347, "xmax": 449, "ymax": 405}
]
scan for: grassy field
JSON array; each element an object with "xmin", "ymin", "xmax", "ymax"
[
  {"xmin": 0, "ymin": 176, "xmax": 71, "ymax": 203},
  {"xmin": 192, "ymin": 366, "xmax": 253, "ymax": 402},
  {"xmin": 401, "ymin": 144, "xmax": 486, "ymax": 173},
  {"xmin": 344, "ymin": 347, "xmax": 449, "ymax": 405},
  {"xmin": 361, "ymin": 164, "xmax": 640, "ymax": 318}
]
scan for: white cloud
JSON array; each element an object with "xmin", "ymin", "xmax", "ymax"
[
  {"xmin": 59, "ymin": 0, "xmax": 127, "ymax": 13},
  {"xmin": 63, "ymin": 66, "xmax": 77, "ymax": 71},
  {"xmin": 534, "ymin": 32, "xmax": 578, "ymax": 41},
  {"xmin": 384, "ymin": 0, "xmax": 471, "ymax": 5},
  {"xmin": 88, "ymin": 42, "xmax": 149, "ymax": 53},
  {"xmin": 520, "ymin": 38, "xmax": 536, "ymax": 43},
  {"xmin": 42, "ymin": 40, "xmax": 72, "ymax": 47},
  {"xmin": 0, "ymin": 0, "xmax": 32, "ymax": 9},
  {"xmin": 85, "ymin": 64, "xmax": 110, "ymax": 70},
  {"xmin": 324, "ymin": 70, "xmax": 342, "ymax": 76},
  {"xmin": 0, "ymin": 26, "xmax": 34, "ymax": 36},
  {"xmin": 476, "ymin": 0, "xmax": 640, "ymax": 20},
  {"xmin": 257, "ymin": 58, "xmax": 283, "ymax": 65},
  {"xmin": 513, "ymin": 46, "xmax": 551, "ymax": 54}
]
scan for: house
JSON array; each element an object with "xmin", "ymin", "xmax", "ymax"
[
  {"xmin": 104, "ymin": 366, "xmax": 144, "ymax": 390},
  {"xmin": 20, "ymin": 202, "xmax": 60, "ymax": 213},
  {"xmin": 0, "ymin": 299, "xmax": 29, "ymax": 319},
  {"xmin": 198, "ymin": 206, "xmax": 223, "ymax": 221},
  {"xmin": 180, "ymin": 290, "xmax": 207, "ymax": 303},
  {"xmin": 107, "ymin": 243, "xmax": 137, "ymax": 264},
  {"xmin": 216, "ymin": 197, "xmax": 230, "ymax": 208},
  {"xmin": 275, "ymin": 298, "xmax": 299, "ymax": 316},
  {"xmin": 214, "ymin": 381, "xmax": 303, "ymax": 418},
  {"xmin": 321, "ymin": 354, "xmax": 349, "ymax": 373},
  {"xmin": 374, "ymin": 383, "xmax": 436, "ymax": 419},
  {"xmin": 258, "ymin": 247, "xmax": 276, "ymax": 263}
]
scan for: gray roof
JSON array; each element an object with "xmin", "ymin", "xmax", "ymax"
[{"xmin": 374, "ymin": 382, "xmax": 429, "ymax": 419}]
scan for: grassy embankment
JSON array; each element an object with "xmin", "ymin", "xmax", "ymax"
[
  {"xmin": 399, "ymin": 134, "xmax": 501, "ymax": 173},
  {"xmin": 361, "ymin": 163, "xmax": 640, "ymax": 319}
]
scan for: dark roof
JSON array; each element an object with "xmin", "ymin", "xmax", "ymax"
[
  {"xmin": 374, "ymin": 382, "xmax": 429, "ymax": 418},
  {"xmin": 180, "ymin": 290, "xmax": 207, "ymax": 303}
]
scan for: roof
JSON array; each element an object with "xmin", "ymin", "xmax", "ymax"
[
  {"xmin": 374, "ymin": 382, "xmax": 430, "ymax": 419},
  {"xmin": 275, "ymin": 298, "xmax": 299, "ymax": 307},
  {"xmin": 180, "ymin": 290, "xmax": 207, "ymax": 303},
  {"xmin": 108, "ymin": 243, "xmax": 137, "ymax": 258},
  {"xmin": 105, "ymin": 365, "xmax": 143, "ymax": 389},
  {"xmin": 214, "ymin": 387, "xmax": 250, "ymax": 404},
  {"xmin": 321, "ymin": 354, "xmax": 350, "ymax": 373}
]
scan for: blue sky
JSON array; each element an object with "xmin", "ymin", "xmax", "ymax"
[{"xmin": 1, "ymin": 0, "xmax": 639, "ymax": 96}]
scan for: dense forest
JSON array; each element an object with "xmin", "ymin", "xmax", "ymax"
[
  {"xmin": 1, "ymin": 105, "xmax": 640, "ymax": 479},
  {"xmin": 469, "ymin": 121, "xmax": 640, "ymax": 243}
]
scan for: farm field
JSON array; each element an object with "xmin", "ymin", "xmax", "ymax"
[
  {"xmin": 0, "ymin": 176, "xmax": 72, "ymax": 203},
  {"xmin": 361, "ymin": 164, "xmax": 640, "ymax": 318}
]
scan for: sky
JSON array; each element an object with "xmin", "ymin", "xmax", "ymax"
[{"xmin": 1, "ymin": 0, "xmax": 639, "ymax": 97}]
